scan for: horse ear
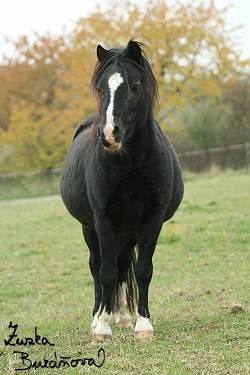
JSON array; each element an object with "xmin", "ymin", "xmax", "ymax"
[
  {"xmin": 124, "ymin": 40, "xmax": 142, "ymax": 64},
  {"xmin": 97, "ymin": 45, "xmax": 108, "ymax": 62}
]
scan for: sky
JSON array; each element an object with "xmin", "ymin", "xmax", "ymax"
[{"xmin": 0, "ymin": 0, "xmax": 250, "ymax": 61}]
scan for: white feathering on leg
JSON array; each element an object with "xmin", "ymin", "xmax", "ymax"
[
  {"xmin": 92, "ymin": 310, "xmax": 113, "ymax": 340},
  {"xmin": 115, "ymin": 282, "xmax": 132, "ymax": 327}
]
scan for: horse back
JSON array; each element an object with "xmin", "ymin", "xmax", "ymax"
[{"xmin": 72, "ymin": 114, "xmax": 97, "ymax": 141}]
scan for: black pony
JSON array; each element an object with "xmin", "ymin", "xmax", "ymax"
[{"xmin": 60, "ymin": 40, "xmax": 184, "ymax": 340}]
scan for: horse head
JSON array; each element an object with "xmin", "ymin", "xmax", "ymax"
[{"xmin": 91, "ymin": 40, "xmax": 159, "ymax": 151}]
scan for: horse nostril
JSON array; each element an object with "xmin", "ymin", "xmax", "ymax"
[
  {"xmin": 102, "ymin": 138, "xmax": 111, "ymax": 147},
  {"xmin": 113, "ymin": 125, "xmax": 120, "ymax": 137},
  {"xmin": 97, "ymin": 126, "xmax": 101, "ymax": 138}
]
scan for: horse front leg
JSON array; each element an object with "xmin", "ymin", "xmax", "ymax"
[
  {"xmin": 135, "ymin": 217, "xmax": 163, "ymax": 339},
  {"xmin": 91, "ymin": 220, "xmax": 118, "ymax": 341},
  {"xmin": 82, "ymin": 227, "xmax": 102, "ymax": 333}
]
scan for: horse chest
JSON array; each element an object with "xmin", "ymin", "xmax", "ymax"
[
  {"xmin": 98, "ymin": 168, "xmax": 163, "ymax": 232},
  {"xmin": 103, "ymin": 189, "xmax": 142, "ymax": 233}
]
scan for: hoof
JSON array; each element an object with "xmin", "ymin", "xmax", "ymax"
[
  {"xmin": 135, "ymin": 330, "xmax": 154, "ymax": 339},
  {"xmin": 116, "ymin": 319, "xmax": 133, "ymax": 328},
  {"xmin": 92, "ymin": 333, "xmax": 112, "ymax": 342},
  {"xmin": 91, "ymin": 311, "xmax": 112, "ymax": 341}
]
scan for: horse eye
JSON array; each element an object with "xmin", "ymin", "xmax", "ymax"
[
  {"xmin": 131, "ymin": 84, "xmax": 140, "ymax": 93},
  {"xmin": 96, "ymin": 88, "xmax": 103, "ymax": 97}
]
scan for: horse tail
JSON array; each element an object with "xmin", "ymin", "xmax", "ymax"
[{"xmin": 112, "ymin": 247, "xmax": 138, "ymax": 314}]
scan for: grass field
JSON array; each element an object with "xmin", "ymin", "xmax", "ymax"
[
  {"xmin": 0, "ymin": 171, "xmax": 61, "ymax": 201},
  {"xmin": 0, "ymin": 171, "xmax": 249, "ymax": 374}
]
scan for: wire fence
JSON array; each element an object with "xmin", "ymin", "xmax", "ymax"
[
  {"xmin": 177, "ymin": 143, "xmax": 250, "ymax": 173},
  {"xmin": 0, "ymin": 143, "xmax": 249, "ymax": 181},
  {"xmin": 0, "ymin": 168, "xmax": 62, "ymax": 179}
]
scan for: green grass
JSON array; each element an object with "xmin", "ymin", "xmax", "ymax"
[
  {"xmin": 0, "ymin": 171, "xmax": 61, "ymax": 200},
  {"xmin": 0, "ymin": 171, "xmax": 249, "ymax": 374}
]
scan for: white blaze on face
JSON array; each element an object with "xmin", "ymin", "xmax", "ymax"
[{"xmin": 104, "ymin": 72, "xmax": 124, "ymax": 142}]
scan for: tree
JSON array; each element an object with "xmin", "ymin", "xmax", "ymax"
[
  {"xmin": 1, "ymin": 103, "xmax": 71, "ymax": 173},
  {"xmin": 0, "ymin": 65, "xmax": 12, "ymax": 131},
  {"xmin": 0, "ymin": 34, "xmax": 76, "ymax": 172},
  {"xmin": 1, "ymin": 0, "xmax": 249, "ymax": 172},
  {"xmin": 222, "ymin": 77, "xmax": 250, "ymax": 144},
  {"xmin": 71, "ymin": 0, "xmax": 249, "ymax": 146},
  {"xmin": 183, "ymin": 99, "xmax": 227, "ymax": 148}
]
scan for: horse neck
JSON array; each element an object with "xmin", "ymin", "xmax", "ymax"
[{"xmin": 130, "ymin": 111, "xmax": 158, "ymax": 154}]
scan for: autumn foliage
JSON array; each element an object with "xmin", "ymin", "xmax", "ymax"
[{"xmin": 0, "ymin": 0, "xmax": 249, "ymax": 173}]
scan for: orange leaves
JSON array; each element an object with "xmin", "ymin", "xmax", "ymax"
[{"xmin": 0, "ymin": 0, "xmax": 249, "ymax": 172}]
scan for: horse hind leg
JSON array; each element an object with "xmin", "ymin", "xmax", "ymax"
[
  {"xmin": 114, "ymin": 234, "xmax": 137, "ymax": 328},
  {"xmin": 115, "ymin": 282, "xmax": 133, "ymax": 328}
]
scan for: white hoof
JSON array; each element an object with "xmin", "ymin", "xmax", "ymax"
[
  {"xmin": 116, "ymin": 319, "xmax": 133, "ymax": 328},
  {"xmin": 135, "ymin": 315, "xmax": 154, "ymax": 339},
  {"xmin": 115, "ymin": 312, "xmax": 133, "ymax": 328},
  {"xmin": 135, "ymin": 330, "xmax": 154, "ymax": 339},
  {"xmin": 92, "ymin": 333, "xmax": 112, "ymax": 342},
  {"xmin": 92, "ymin": 311, "xmax": 112, "ymax": 340}
]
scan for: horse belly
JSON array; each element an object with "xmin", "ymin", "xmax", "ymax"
[
  {"xmin": 104, "ymin": 191, "xmax": 143, "ymax": 234},
  {"xmin": 60, "ymin": 142, "xmax": 95, "ymax": 227},
  {"xmin": 61, "ymin": 170, "xmax": 94, "ymax": 227}
]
